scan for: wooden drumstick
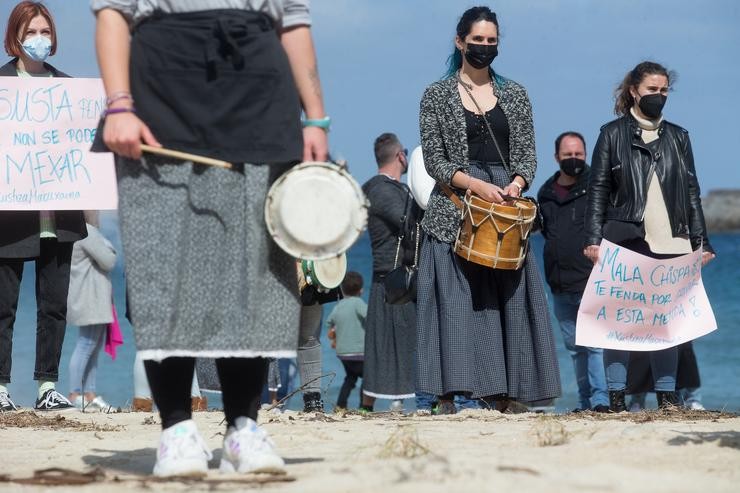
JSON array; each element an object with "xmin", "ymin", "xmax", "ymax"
[{"xmin": 140, "ymin": 144, "xmax": 233, "ymax": 169}]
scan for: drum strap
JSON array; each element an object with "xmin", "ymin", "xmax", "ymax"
[{"xmin": 439, "ymin": 182, "xmax": 464, "ymax": 210}]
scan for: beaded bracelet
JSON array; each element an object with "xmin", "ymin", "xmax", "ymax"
[{"xmin": 104, "ymin": 107, "xmax": 136, "ymax": 117}]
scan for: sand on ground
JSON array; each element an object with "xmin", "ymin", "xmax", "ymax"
[{"xmin": 1, "ymin": 408, "xmax": 739, "ymax": 492}]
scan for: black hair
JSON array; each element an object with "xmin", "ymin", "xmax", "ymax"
[
  {"xmin": 445, "ymin": 6, "xmax": 499, "ymax": 78},
  {"xmin": 341, "ymin": 271, "xmax": 363, "ymax": 297},
  {"xmin": 373, "ymin": 132, "xmax": 401, "ymax": 167},
  {"xmin": 554, "ymin": 131, "xmax": 586, "ymax": 154}
]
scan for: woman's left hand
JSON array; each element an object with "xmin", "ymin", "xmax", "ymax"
[
  {"xmin": 302, "ymin": 126, "xmax": 328, "ymax": 162},
  {"xmin": 701, "ymin": 251, "xmax": 715, "ymax": 266},
  {"xmin": 502, "ymin": 182, "xmax": 521, "ymax": 199}
]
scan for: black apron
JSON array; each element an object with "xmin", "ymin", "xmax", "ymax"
[{"xmin": 94, "ymin": 10, "xmax": 303, "ymax": 165}]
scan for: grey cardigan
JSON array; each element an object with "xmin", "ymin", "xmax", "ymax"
[
  {"xmin": 66, "ymin": 224, "xmax": 117, "ymax": 326},
  {"xmin": 419, "ymin": 74, "xmax": 537, "ymax": 243}
]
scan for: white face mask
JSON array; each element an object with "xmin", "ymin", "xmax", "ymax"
[{"xmin": 21, "ymin": 35, "xmax": 52, "ymax": 62}]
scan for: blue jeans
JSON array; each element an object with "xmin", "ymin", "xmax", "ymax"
[
  {"xmin": 604, "ymin": 347, "xmax": 678, "ymax": 392},
  {"xmin": 68, "ymin": 324, "xmax": 106, "ymax": 394},
  {"xmin": 552, "ymin": 292, "xmax": 608, "ymax": 408}
]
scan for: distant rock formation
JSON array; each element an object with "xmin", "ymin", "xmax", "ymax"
[{"xmin": 702, "ymin": 189, "xmax": 740, "ymax": 232}]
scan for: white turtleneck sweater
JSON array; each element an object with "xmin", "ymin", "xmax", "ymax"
[{"xmin": 630, "ymin": 107, "xmax": 692, "ymax": 254}]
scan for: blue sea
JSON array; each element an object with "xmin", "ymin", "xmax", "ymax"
[{"xmin": 7, "ymin": 216, "xmax": 740, "ymax": 413}]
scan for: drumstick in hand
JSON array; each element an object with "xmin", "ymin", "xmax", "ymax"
[{"xmin": 140, "ymin": 144, "xmax": 233, "ymax": 169}]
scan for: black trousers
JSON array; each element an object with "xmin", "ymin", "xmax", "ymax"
[
  {"xmin": 0, "ymin": 239, "xmax": 73, "ymax": 383},
  {"xmin": 337, "ymin": 359, "xmax": 364, "ymax": 409},
  {"xmin": 145, "ymin": 356, "xmax": 268, "ymax": 429}
]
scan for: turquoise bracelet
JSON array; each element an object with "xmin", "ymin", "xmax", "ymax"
[{"xmin": 302, "ymin": 116, "xmax": 331, "ymax": 130}]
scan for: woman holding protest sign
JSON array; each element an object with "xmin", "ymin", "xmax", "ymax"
[
  {"xmin": 0, "ymin": 1, "xmax": 85, "ymax": 413},
  {"xmin": 92, "ymin": 0, "xmax": 328, "ymax": 478},
  {"xmin": 583, "ymin": 61, "xmax": 715, "ymax": 412}
]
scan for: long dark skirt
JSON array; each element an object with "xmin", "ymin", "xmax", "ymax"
[
  {"xmin": 362, "ymin": 279, "xmax": 416, "ymax": 399},
  {"xmin": 416, "ymin": 163, "xmax": 561, "ymax": 402}
]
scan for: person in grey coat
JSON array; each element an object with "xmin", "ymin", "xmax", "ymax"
[{"xmin": 66, "ymin": 211, "xmax": 117, "ymax": 412}]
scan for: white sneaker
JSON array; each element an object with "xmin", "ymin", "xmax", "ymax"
[
  {"xmin": 219, "ymin": 417, "xmax": 285, "ymax": 474},
  {"xmin": 153, "ymin": 419, "xmax": 212, "ymax": 477},
  {"xmin": 85, "ymin": 396, "xmax": 112, "ymax": 412},
  {"xmin": 686, "ymin": 401, "xmax": 706, "ymax": 411},
  {"xmin": 0, "ymin": 391, "xmax": 18, "ymax": 412},
  {"xmin": 73, "ymin": 395, "xmax": 112, "ymax": 412}
]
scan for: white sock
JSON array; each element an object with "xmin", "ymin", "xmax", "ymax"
[
  {"xmin": 38, "ymin": 381, "xmax": 55, "ymax": 399},
  {"xmin": 0, "ymin": 384, "xmax": 8, "ymax": 394}
]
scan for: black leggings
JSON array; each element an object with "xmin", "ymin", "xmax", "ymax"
[{"xmin": 144, "ymin": 357, "xmax": 268, "ymax": 429}]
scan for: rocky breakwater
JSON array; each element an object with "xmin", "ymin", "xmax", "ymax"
[{"xmin": 702, "ymin": 189, "xmax": 740, "ymax": 232}]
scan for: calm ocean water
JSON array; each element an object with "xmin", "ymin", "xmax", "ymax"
[{"xmin": 8, "ymin": 217, "xmax": 740, "ymax": 413}]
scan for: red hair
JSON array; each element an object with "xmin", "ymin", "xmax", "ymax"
[{"xmin": 4, "ymin": 1, "xmax": 57, "ymax": 58}]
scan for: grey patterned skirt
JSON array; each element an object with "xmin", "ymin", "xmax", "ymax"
[
  {"xmin": 362, "ymin": 279, "xmax": 417, "ymax": 399},
  {"xmin": 117, "ymin": 156, "xmax": 300, "ymax": 361},
  {"xmin": 416, "ymin": 163, "xmax": 561, "ymax": 402}
]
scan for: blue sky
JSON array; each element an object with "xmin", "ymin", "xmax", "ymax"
[{"xmin": 3, "ymin": 0, "xmax": 738, "ymax": 195}]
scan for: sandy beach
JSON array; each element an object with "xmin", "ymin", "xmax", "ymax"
[{"xmin": 1, "ymin": 407, "xmax": 739, "ymax": 492}]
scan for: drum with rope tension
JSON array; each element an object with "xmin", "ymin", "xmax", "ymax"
[{"xmin": 454, "ymin": 193, "xmax": 537, "ymax": 270}]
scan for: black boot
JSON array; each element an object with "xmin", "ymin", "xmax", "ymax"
[
  {"xmin": 656, "ymin": 391, "xmax": 678, "ymax": 409},
  {"xmin": 609, "ymin": 390, "xmax": 626, "ymax": 412},
  {"xmin": 302, "ymin": 392, "xmax": 324, "ymax": 413}
]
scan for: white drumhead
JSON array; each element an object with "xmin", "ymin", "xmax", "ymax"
[
  {"xmin": 311, "ymin": 253, "xmax": 347, "ymax": 289},
  {"xmin": 407, "ymin": 145, "xmax": 435, "ymax": 210},
  {"xmin": 266, "ymin": 162, "xmax": 369, "ymax": 260}
]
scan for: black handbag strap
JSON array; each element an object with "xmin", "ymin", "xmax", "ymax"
[{"xmin": 392, "ymin": 188, "xmax": 420, "ymax": 269}]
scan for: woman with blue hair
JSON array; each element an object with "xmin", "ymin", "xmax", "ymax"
[{"xmin": 416, "ymin": 6, "xmax": 561, "ymax": 415}]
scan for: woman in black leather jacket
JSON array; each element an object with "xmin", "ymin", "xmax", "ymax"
[{"xmin": 583, "ymin": 61, "xmax": 715, "ymax": 412}]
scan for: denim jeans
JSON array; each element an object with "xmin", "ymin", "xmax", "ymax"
[
  {"xmin": 0, "ymin": 239, "xmax": 73, "ymax": 383},
  {"xmin": 337, "ymin": 359, "xmax": 363, "ymax": 409},
  {"xmin": 68, "ymin": 324, "xmax": 106, "ymax": 394},
  {"xmin": 604, "ymin": 347, "xmax": 678, "ymax": 392},
  {"xmin": 552, "ymin": 292, "xmax": 608, "ymax": 408}
]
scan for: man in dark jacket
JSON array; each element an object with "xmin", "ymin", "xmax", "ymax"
[
  {"xmin": 537, "ymin": 132, "xmax": 608, "ymax": 412},
  {"xmin": 360, "ymin": 133, "xmax": 421, "ymax": 412}
]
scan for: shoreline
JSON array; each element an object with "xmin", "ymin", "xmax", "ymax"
[{"xmin": 2, "ymin": 408, "xmax": 739, "ymax": 492}]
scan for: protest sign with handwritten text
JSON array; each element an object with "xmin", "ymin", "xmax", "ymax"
[
  {"xmin": 576, "ymin": 239, "xmax": 716, "ymax": 351},
  {"xmin": 0, "ymin": 77, "xmax": 116, "ymax": 210}
]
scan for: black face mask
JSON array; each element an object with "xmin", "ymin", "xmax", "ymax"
[
  {"xmin": 559, "ymin": 158, "xmax": 586, "ymax": 177},
  {"xmin": 638, "ymin": 93, "xmax": 667, "ymax": 119},
  {"xmin": 464, "ymin": 43, "xmax": 498, "ymax": 69}
]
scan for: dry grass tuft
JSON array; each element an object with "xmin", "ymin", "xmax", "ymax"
[
  {"xmin": 557, "ymin": 407, "xmax": 738, "ymax": 423},
  {"xmin": 0, "ymin": 410, "xmax": 123, "ymax": 432},
  {"xmin": 378, "ymin": 426, "xmax": 432, "ymax": 459},
  {"xmin": 531, "ymin": 416, "xmax": 570, "ymax": 446}
]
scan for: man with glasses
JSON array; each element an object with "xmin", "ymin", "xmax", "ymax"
[{"xmin": 360, "ymin": 133, "xmax": 421, "ymax": 412}]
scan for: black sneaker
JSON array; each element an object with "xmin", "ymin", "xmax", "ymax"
[
  {"xmin": 35, "ymin": 389, "xmax": 74, "ymax": 411},
  {"xmin": 0, "ymin": 391, "xmax": 18, "ymax": 412},
  {"xmin": 302, "ymin": 392, "xmax": 324, "ymax": 413}
]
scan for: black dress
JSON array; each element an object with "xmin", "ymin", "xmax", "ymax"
[
  {"xmin": 361, "ymin": 176, "xmax": 421, "ymax": 399},
  {"xmin": 415, "ymin": 105, "xmax": 562, "ymax": 402}
]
